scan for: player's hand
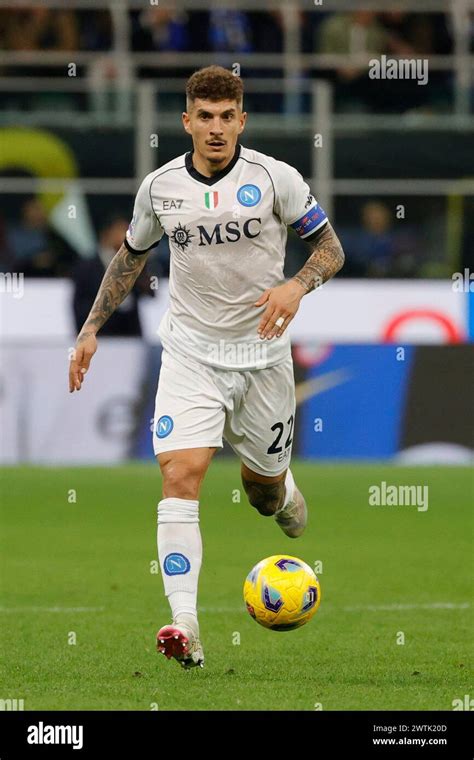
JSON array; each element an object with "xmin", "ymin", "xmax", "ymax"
[
  {"xmin": 69, "ymin": 332, "xmax": 97, "ymax": 392},
  {"xmin": 254, "ymin": 280, "xmax": 306, "ymax": 340}
]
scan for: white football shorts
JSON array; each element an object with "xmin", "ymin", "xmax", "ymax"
[{"xmin": 152, "ymin": 348, "xmax": 296, "ymax": 476}]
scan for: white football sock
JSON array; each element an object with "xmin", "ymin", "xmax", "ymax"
[
  {"xmin": 274, "ymin": 468, "xmax": 295, "ymax": 515},
  {"xmin": 157, "ymin": 498, "xmax": 202, "ymax": 632}
]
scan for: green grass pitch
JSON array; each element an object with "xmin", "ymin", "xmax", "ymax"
[{"xmin": 0, "ymin": 461, "xmax": 472, "ymax": 711}]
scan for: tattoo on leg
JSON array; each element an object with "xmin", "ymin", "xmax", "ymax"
[{"xmin": 242, "ymin": 476, "xmax": 285, "ymax": 517}]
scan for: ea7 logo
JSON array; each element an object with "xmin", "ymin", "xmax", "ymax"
[
  {"xmin": 198, "ymin": 218, "xmax": 261, "ymax": 246},
  {"xmin": 163, "ymin": 199, "xmax": 183, "ymax": 210},
  {"xmin": 452, "ymin": 695, "xmax": 474, "ymax": 710},
  {"xmin": 27, "ymin": 722, "xmax": 84, "ymax": 749}
]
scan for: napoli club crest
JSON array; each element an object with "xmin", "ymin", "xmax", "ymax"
[{"xmin": 237, "ymin": 184, "xmax": 261, "ymax": 207}]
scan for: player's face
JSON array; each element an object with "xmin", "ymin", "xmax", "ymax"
[{"xmin": 182, "ymin": 99, "xmax": 247, "ymax": 169}]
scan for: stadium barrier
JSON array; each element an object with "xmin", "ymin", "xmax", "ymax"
[{"xmin": 1, "ymin": 279, "xmax": 472, "ymax": 464}]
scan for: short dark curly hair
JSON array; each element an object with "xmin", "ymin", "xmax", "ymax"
[{"xmin": 186, "ymin": 65, "xmax": 244, "ymax": 109}]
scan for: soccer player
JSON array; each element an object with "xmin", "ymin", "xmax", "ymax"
[{"xmin": 69, "ymin": 66, "xmax": 344, "ymax": 670}]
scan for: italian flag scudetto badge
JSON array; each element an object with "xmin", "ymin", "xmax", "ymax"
[{"xmin": 204, "ymin": 191, "xmax": 219, "ymax": 210}]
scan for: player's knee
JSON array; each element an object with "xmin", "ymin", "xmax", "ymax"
[
  {"xmin": 159, "ymin": 458, "xmax": 206, "ymax": 500},
  {"xmin": 242, "ymin": 477, "xmax": 285, "ymax": 517}
]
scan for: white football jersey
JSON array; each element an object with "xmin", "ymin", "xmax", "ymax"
[{"xmin": 125, "ymin": 144, "xmax": 328, "ymax": 370}]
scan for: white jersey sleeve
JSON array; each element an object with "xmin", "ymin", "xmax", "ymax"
[
  {"xmin": 125, "ymin": 173, "xmax": 164, "ymax": 253},
  {"xmin": 272, "ymin": 159, "xmax": 328, "ymax": 239}
]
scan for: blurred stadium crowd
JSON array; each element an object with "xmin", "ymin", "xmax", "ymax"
[
  {"xmin": 0, "ymin": 8, "xmax": 460, "ymax": 112},
  {"xmin": 0, "ymin": 7, "xmax": 454, "ymax": 55}
]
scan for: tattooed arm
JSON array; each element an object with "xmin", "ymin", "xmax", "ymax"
[
  {"xmin": 77, "ymin": 244, "xmax": 150, "ymax": 338},
  {"xmin": 255, "ymin": 222, "xmax": 345, "ymax": 339},
  {"xmin": 69, "ymin": 244, "xmax": 150, "ymax": 392},
  {"xmin": 292, "ymin": 222, "xmax": 345, "ymax": 294}
]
